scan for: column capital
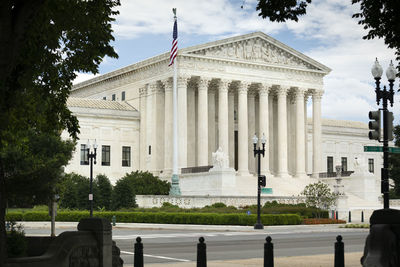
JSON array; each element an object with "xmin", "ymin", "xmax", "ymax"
[
  {"xmin": 198, "ymin": 77, "xmax": 212, "ymax": 91},
  {"xmin": 238, "ymin": 81, "xmax": 251, "ymax": 94},
  {"xmin": 139, "ymin": 86, "xmax": 148, "ymax": 97},
  {"xmin": 259, "ymin": 84, "xmax": 272, "ymax": 96},
  {"xmin": 276, "ymin": 85, "xmax": 290, "ymax": 97},
  {"xmin": 148, "ymin": 82, "xmax": 159, "ymax": 94},
  {"xmin": 177, "ymin": 75, "xmax": 191, "ymax": 86},
  {"xmin": 162, "ymin": 77, "xmax": 173, "ymax": 91},
  {"xmin": 312, "ymin": 90, "xmax": 324, "ymax": 100},
  {"xmin": 293, "ymin": 87, "xmax": 307, "ymax": 101},
  {"xmin": 217, "ymin": 79, "xmax": 231, "ymax": 93}
]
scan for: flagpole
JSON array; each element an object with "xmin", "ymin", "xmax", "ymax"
[{"xmin": 170, "ymin": 8, "xmax": 181, "ymax": 196}]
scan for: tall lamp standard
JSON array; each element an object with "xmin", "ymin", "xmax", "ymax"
[
  {"xmin": 371, "ymin": 59, "xmax": 397, "ymax": 209},
  {"xmin": 253, "ymin": 133, "xmax": 266, "ymax": 229},
  {"xmin": 87, "ymin": 139, "xmax": 97, "ymax": 217}
]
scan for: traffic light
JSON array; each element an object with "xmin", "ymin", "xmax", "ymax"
[
  {"xmin": 258, "ymin": 175, "xmax": 266, "ymax": 187},
  {"xmin": 386, "ymin": 111, "xmax": 394, "ymax": 141},
  {"xmin": 368, "ymin": 110, "xmax": 381, "ymax": 140}
]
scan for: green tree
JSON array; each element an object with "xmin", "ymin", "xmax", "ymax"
[
  {"xmin": 256, "ymin": 0, "xmax": 400, "ymax": 71},
  {"xmin": 0, "ymin": 0, "xmax": 120, "ymax": 261},
  {"xmin": 58, "ymin": 173, "xmax": 89, "ymax": 210},
  {"xmin": 3, "ymin": 130, "xmax": 75, "ymax": 208},
  {"xmin": 389, "ymin": 125, "xmax": 400, "ymax": 198},
  {"xmin": 301, "ymin": 182, "xmax": 338, "ymax": 217},
  {"xmin": 94, "ymin": 174, "xmax": 113, "ymax": 210},
  {"xmin": 112, "ymin": 171, "xmax": 171, "ymax": 210}
]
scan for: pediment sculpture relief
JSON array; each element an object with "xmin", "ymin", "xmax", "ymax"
[{"xmin": 189, "ymin": 38, "xmax": 317, "ymax": 70}]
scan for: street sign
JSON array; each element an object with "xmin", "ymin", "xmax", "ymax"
[
  {"xmin": 261, "ymin": 188, "xmax": 273, "ymax": 194},
  {"xmin": 364, "ymin": 146, "xmax": 400, "ymax": 153},
  {"xmin": 389, "ymin": 147, "xmax": 400, "ymax": 153},
  {"xmin": 364, "ymin": 146, "xmax": 382, "ymax": 152}
]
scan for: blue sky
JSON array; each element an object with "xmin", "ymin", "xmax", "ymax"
[{"xmin": 74, "ymin": 0, "xmax": 399, "ymax": 124}]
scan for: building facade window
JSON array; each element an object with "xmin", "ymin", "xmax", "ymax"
[
  {"xmin": 121, "ymin": 91, "xmax": 126, "ymax": 101},
  {"xmin": 112, "ymin": 94, "xmax": 116, "ymax": 101},
  {"xmin": 122, "ymin": 146, "xmax": 131, "ymax": 167},
  {"xmin": 102, "ymin": 145, "xmax": 111, "ymax": 166},
  {"xmin": 327, "ymin": 156, "xmax": 333, "ymax": 173},
  {"xmin": 341, "ymin": 157, "xmax": 347, "ymax": 172},
  {"xmin": 80, "ymin": 144, "xmax": 89, "ymax": 165},
  {"xmin": 368, "ymin": 158, "xmax": 374, "ymax": 173}
]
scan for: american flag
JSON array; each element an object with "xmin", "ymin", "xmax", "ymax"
[{"xmin": 168, "ymin": 18, "xmax": 178, "ymax": 66}]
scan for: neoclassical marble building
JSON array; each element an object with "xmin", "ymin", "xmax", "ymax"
[{"xmin": 67, "ymin": 32, "xmax": 382, "ymax": 196}]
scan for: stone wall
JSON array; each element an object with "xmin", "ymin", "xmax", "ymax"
[{"xmin": 136, "ymin": 194, "xmax": 305, "ymax": 208}]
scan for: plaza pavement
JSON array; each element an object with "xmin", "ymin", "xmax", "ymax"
[{"xmin": 20, "ymin": 222, "xmax": 367, "ymax": 266}]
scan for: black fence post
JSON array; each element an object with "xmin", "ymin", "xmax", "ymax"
[
  {"xmin": 334, "ymin": 235, "xmax": 344, "ymax": 267},
  {"xmin": 336, "ymin": 211, "xmax": 339, "ymax": 220},
  {"xmin": 361, "ymin": 211, "xmax": 364, "ymax": 223},
  {"xmin": 264, "ymin": 236, "xmax": 274, "ymax": 267},
  {"xmin": 134, "ymin": 237, "xmax": 144, "ymax": 267},
  {"xmin": 348, "ymin": 211, "xmax": 351, "ymax": 223},
  {"xmin": 197, "ymin": 237, "xmax": 207, "ymax": 267}
]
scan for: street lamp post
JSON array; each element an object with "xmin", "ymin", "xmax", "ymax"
[
  {"xmin": 371, "ymin": 58, "xmax": 397, "ymax": 209},
  {"xmin": 87, "ymin": 139, "xmax": 97, "ymax": 217},
  {"xmin": 253, "ymin": 133, "xmax": 266, "ymax": 229}
]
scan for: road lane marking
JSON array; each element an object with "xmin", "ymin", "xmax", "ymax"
[
  {"xmin": 113, "ymin": 231, "xmax": 259, "ymax": 240},
  {"xmin": 120, "ymin": 251, "xmax": 190, "ymax": 262}
]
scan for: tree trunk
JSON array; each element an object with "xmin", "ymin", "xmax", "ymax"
[{"xmin": 0, "ymin": 159, "xmax": 7, "ymax": 267}]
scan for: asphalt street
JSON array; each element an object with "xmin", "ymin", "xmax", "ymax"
[{"xmin": 23, "ymin": 223, "xmax": 369, "ymax": 265}]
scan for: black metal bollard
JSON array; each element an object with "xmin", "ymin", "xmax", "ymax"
[
  {"xmin": 348, "ymin": 211, "xmax": 351, "ymax": 223},
  {"xmin": 264, "ymin": 236, "xmax": 274, "ymax": 267},
  {"xmin": 334, "ymin": 235, "xmax": 344, "ymax": 267},
  {"xmin": 361, "ymin": 211, "xmax": 364, "ymax": 223},
  {"xmin": 134, "ymin": 237, "xmax": 144, "ymax": 267},
  {"xmin": 336, "ymin": 211, "xmax": 339, "ymax": 220},
  {"xmin": 197, "ymin": 237, "xmax": 207, "ymax": 267}
]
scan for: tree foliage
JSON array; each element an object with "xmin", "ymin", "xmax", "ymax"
[
  {"xmin": 112, "ymin": 171, "xmax": 171, "ymax": 210},
  {"xmin": 301, "ymin": 182, "xmax": 338, "ymax": 217},
  {"xmin": 58, "ymin": 173, "xmax": 90, "ymax": 210},
  {"xmin": 3, "ymin": 130, "xmax": 75, "ymax": 208},
  {"xmin": 389, "ymin": 125, "xmax": 400, "ymax": 198},
  {"xmin": 94, "ymin": 174, "xmax": 113, "ymax": 210},
  {"xmin": 0, "ymin": 0, "xmax": 120, "ymax": 262},
  {"xmin": 256, "ymin": 0, "xmax": 400, "ymax": 71}
]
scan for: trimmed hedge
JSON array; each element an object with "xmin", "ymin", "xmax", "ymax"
[
  {"xmin": 303, "ymin": 218, "xmax": 346, "ymax": 224},
  {"xmin": 6, "ymin": 211, "xmax": 302, "ymax": 226}
]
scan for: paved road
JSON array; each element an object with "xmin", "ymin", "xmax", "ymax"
[{"xmin": 23, "ymin": 223, "xmax": 369, "ymax": 265}]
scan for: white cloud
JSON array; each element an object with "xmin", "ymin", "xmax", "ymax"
[
  {"xmin": 73, "ymin": 73, "xmax": 99, "ymax": 85},
  {"xmin": 113, "ymin": 0, "xmax": 284, "ymax": 39}
]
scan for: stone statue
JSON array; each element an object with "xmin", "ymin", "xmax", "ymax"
[{"xmin": 212, "ymin": 147, "xmax": 229, "ymax": 169}]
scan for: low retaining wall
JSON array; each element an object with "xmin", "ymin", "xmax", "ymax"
[{"xmin": 136, "ymin": 195, "xmax": 305, "ymax": 208}]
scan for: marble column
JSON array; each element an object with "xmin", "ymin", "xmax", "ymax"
[
  {"xmin": 228, "ymin": 89, "xmax": 235, "ymax": 168},
  {"xmin": 163, "ymin": 78, "xmax": 173, "ymax": 174},
  {"xmin": 146, "ymin": 83, "xmax": 156, "ymax": 171},
  {"xmin": 218, "ymin": 80, "xmax": 230, "ymax": 155},
  {"xmin": 177, "ymin": 76, "xmax": 189, "ymax": 169},
  {"xmin": 304, "ymin": 93, "xmax": 309, "ymax": 174},
  {"xmin": 197, "ymin": 78, "xmax": 210, "ymax": 166},
  {"xmin": 139, "ymin": 87, "xmax": 147, "ymax": 171},
  {"xmin": 295, "ymin": 88, "xmax": 306, "ymax": 178},
  {"xmin": 312, "ymin": 90, "xmax": 323, "ymax": 178},
  {"xmin": 259, "ymin": 84, "xmax": 270, "ymax": 175},
  {"xmin": 248, "ymin": 90, "xmax": 256, "ymax": 174},
  {"xmin": 277, "ymin": 86, "xmax": 289, "ymax": 177},
  {"xmin": 208, "ymin": 88, "xmax": 216, "ymax": 164},
  {"xmin": 238, "ymin": 81, "xmax": 250, "ymax": 175}
]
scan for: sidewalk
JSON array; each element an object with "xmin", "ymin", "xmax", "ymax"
[{"xmin": 123, "ymin": 253, "xmax": 363, "ymax": 267}]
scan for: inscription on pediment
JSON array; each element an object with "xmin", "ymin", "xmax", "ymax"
[{"xmin": 188, "ymin": 37, "xmax": 318, "ymax": 70}]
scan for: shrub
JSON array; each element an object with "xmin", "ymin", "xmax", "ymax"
[
  {"xmin": 209, "ymin": 202, "xmax": 227, "ymax": 208},
  {"xmin": 112, "ymin": 171, "xmax": 170, "ymax": 210},
  {"xmin": 58, "ymin": 173, "xmax": 89, "ymax": 210},
  {"xmin": 303, "ymin": 218, "xmax": 346, "ymax": 224},
  {"xmin": 6, "ymin": 222, "xmax": 27, "ymax": 258},
  {"xmin": 5, "ymin": 210, "xmax": 302, "ymax": 226},
  {"xmin": 94, "ymin": 174, "xmax": 112, "ymax": 210}
]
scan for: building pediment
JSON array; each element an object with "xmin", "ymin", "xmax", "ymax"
[{"xmin": 181, "ymin": 32, "xmax": 330, "ymax": 73}]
